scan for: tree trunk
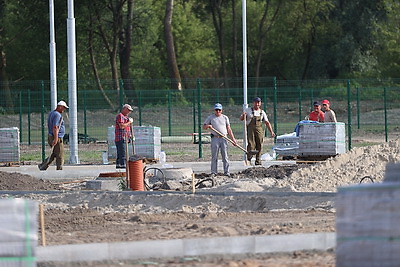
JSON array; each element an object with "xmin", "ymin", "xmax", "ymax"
[
  {"xmin": 254, "ymin": 0, "xmax": 281, "ymax": 88},
  {"xmin": 119, "ymin": 0, "xmax": 134, "ymax": 92},
  {"xmin": 88, "ymin": 16, "xmax": 116, "ymax": 111},
  {"xmin": 231, "ymin": 0, "xmax": 239, "ymax": 78},
  {"xmin": 164, "ymin": 0, "xmax": 182, "ymax": 90},
  {"xmin": 0, "ymin": 47, "xmax": 13, "ymax": 112},
  {"xmin": 210, "ymin": 0, "xmax": 229, "ymax": 88}
]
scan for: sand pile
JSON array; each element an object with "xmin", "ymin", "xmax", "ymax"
[{"xmin": 279, "ymin": 138, "xmax": 400, "ymax": 192}]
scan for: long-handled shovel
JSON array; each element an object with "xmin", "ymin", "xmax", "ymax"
[
  {"xmin": 38, "ymin": 146, "xmax": 55, "ymax": 170},
  {"xmin": 125, "ymin": 133, "xmax": 130, "ymax": 188},
  {"xmin": 209, "ymin": 126, "xmax": 258, "ymax": 156}
]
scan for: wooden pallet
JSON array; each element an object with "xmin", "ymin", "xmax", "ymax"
[{"xmin": 0, "ymin": 161, "xmax": 20, "ymax": 167}]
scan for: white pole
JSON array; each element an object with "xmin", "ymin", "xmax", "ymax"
[
  {"xmin": 242, "ymin": 0, "xmax": 248, "ymax": 157},
  {"xmin": 49, "ymin": 0, "xmax": 57, "ymax": 110},
  {"xmin": 67, "ymin": 0, "xmax": 79, "ymax": 164}
]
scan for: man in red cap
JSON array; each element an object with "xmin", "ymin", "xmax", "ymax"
[{"xmin": 321, "ymin": 99, "xmax": 337, "ymax": 122}]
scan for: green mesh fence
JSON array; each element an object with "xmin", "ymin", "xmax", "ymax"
[{"xmin": 0, "ymin": 77, "xmax": 399, "ymax": 162}]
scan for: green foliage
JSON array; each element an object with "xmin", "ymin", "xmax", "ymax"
[{"xmin": 0, "ymin": 0, "xmax": 399, "ymax": 85}]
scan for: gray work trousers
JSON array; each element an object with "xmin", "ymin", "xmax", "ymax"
[{"xmin": 211, "ymin": 137, "xmax": 229, "ymax": 175}]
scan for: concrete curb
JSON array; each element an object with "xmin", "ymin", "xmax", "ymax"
[{"xmin": 37, "ymin": 232, "xmax": 335, "ymax": 262}]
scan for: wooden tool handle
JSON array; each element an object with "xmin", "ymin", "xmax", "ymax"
[{"xmin": 209, "ymin": 126, "xmax": 248, "ymax": 153}]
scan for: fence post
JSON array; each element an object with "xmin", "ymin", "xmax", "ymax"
[
  {"xmin": 41, "ymin": 81, "xmax": 46, "ymax": 161},
  {"xmin": 298, "ymin": 86, "xmax": 302, "ymax": 121},
  {"xmin": 347, "ymin": 80, "xmax": 352, "ymax": 150},
  {"xmin": 197, "ymin": 79, "xmax": 202, "ymax": 158},
  {"xmin": 263, "ymin": 87, "xmax": 267, "ymax": 137},
  {"xmin": 138, "ymin": 90, "xmax": 142, "ymax": 126},
  {"xmin": 384, "ymin": 87, "xmax": 388, "ymax": 142},
  {"xmin": 28, "ymin": 89, "xmax": 31, "ymax": 145},
  {"xmin": 193, "ymin": 90, "xmax": 196, "ymax": 134},
  {"xmin": 19, "ymin": 91, "xmax": 23, "ymax": 144},
  {"xmin": 273, "ymin": 77, "xmax": 277, "ymax": 137},
  {"xmin": 356, "ymin": 87, "xmax": 360, "ymax": 129},
  {"xmin": 83, "ymin": 89, "xmax": 87, "ymax": 143},
  {"xmin": 168, "ymin": 90, "xmax": 172, "ymax": 136}
]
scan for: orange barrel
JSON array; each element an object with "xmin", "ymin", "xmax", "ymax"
[{"xmin": 128, "ymin": 159, "xmax": 144, "ymax": 191}]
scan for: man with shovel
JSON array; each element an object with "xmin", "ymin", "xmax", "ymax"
[
  {"xmin": 240, "ymin": 97, "xmax": 275, "ymax": 165},
  {"xmin": 115, "ymin": 104, "xmax": 133, "ymax": 169},
  {"xmin": 203, "ymin": 103, "xmax": 237, "ymax": 177},
  {"xmin": 38, "ymin": 100, "xmax": 69, "ymax": 171}
]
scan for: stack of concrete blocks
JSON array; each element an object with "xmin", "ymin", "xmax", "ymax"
[
  {"xmin": 107, "ymin": 126, "xmax": 133, "ymax": 159},
  {"xmin": 336, "ymin": 163, "xmax": 400, "ymax": 266},
  {"xmin": 273, "ymin": 132, "xmax": 299, "ymax": 156},
  {"xmin": 107, "ymin": 126, "xmax": 161, "ymax": 161},
  {"xmin": 0, "ymin": 199, "xmax": 38, "ymax": 267},
  {"xmin": 133, "ymin": 126, "xmax": 161, "ymax": 161},
  {"xmin": 298, "ymin": 122, "xmax": 345, "ymax": 157},
  {"xmin": 0, "ymin": 127, "xmax": 20, "ymax": 164}
]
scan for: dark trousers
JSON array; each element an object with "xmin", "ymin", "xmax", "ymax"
[{"xmin": 115, "ymin": 140, "xmax": 126, "ymax": 166}]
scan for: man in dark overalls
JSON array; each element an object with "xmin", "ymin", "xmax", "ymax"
[{"xmin": 240, "ymin": 97, "xmax": 275, "ymax": 165}]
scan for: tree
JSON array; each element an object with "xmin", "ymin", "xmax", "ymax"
[{"xmin": 164, "ymin": 0, "xmax": 182, "ymax": 90}]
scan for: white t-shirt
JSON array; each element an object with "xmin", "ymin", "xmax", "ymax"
[
  {"xmin": 324, "ymin": 110, "xmax": 337, "ymax": 122},
  {"xmin": 244, "ymin": 108, "xmax": 269, "ymax": 126}
]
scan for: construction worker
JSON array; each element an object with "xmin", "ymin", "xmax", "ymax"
[
  {"xmin": 115, "ymin": 104, "xmax": 133, "ymax": 168},
  {"xmin": 240, "ymin": 97, "xmax": 275, "ymax": 165},
  {"xmin": 203, "ymin": 103, "xmax": 237, "ymax": 177},
  {"xmin": 38, "ymin": 100, "xmax": 69, "ymax": 171}
]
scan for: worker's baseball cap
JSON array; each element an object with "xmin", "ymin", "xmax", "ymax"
[
  {"xmin": 214, "ymin": 103, "xmax": 223, "ymax": 110},
  {"xmin": 313, "ymin": 101, "xmax": 321, "ymax": 106},
  {"xmin": 253, "ymin": 97, "xmax": 262, "ymax": 102},
  {"xmin": 321, "ymin": 99, "xmax": 330, "ymax": 105},
  {"xmin": 57, "ymin": 100, "xmax": 69, "ymax": 108},
  {"xmin": 122, "ymin": 104, "xmax": 133, "ymax": 111}
]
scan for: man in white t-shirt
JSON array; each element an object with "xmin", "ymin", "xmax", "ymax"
[
  {"xmin": 240, "ymin": 97, "xmax": 275, "ymax": 165},
  {"xmin": 203, "ymin": 103, "xmax": 237, "ymax": 177},
  {"xmin": 321, "ymin": 99, "xmax": 337, "ymax": 122}
]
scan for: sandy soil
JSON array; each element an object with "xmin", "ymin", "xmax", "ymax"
[
  {"xmin": 0, "ymin": 164, "xmax": 336, "ymax": 266},
  {"xmin": 4, "ymin": 137, "xmax": 400, "ymax": 265}
]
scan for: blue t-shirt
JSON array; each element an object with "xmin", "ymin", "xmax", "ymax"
[{"xmin": 47, "ymin": 110, "xmax": 65, "ymax": 138}]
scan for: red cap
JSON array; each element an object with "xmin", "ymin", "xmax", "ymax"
[{"xmin": 321, "ymin": 99, "xmax": 330, "ymax": 105}]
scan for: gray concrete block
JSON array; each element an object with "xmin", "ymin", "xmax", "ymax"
[
  {"xmin": 183, "ymin": 235, "xmax": 255, "ymax": 256},
  {"xmin": 255, "ymin": 232, "xmax": 335, "ymax": 253},
  {"xmin": 85, "ymin": 180, "xmax": 121, "ymax": 191},
  {"xmin": 109, "ymin": 239, "xmax": 184, "ymax": 260},
  {"xmin": 38, "ymin": 243, "xmax": 110, "ymax": 262}
]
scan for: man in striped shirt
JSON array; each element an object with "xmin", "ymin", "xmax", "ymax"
[{"xmin": 115, "ymin": 104, "xmax": 133, "ymax": 168}]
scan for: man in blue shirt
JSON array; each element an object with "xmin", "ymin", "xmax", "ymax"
[{"xmin": 38, "ymin": 101, "xmax": 69, "ymax": 170}]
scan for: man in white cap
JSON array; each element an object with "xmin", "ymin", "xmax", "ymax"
[
  {"xmin": 38, "ymin": 100, "xmax": 69, "ymax": 170},
  {"xmin": 203, "ymin": 103, "xmax": 237, "ymax": 177},
  {"xmin": 115, "ymin": 104, "xmax": 134, "ymax": 168}
]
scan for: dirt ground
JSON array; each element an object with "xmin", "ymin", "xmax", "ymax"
[{"xmin": 0, "ymin": 154, "xmax": 336, "ymax": 267}]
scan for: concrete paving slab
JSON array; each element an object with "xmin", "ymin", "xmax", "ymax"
[
  {"xmin": 85, "ymin": 180, "xmax": 121, "ymax": 191},
  {"xmin": 37, "ymin": 232, "xmax": 335, "ymax": 263}
]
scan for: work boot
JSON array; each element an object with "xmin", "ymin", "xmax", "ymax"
[{"xmin": 38, "ymin": 163, "xmax": 49, "ymax": 171}]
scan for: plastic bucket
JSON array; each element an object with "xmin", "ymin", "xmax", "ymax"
[{"xmin": 128, "ymin": 159, "xmax": 144, "ymax": 191}]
